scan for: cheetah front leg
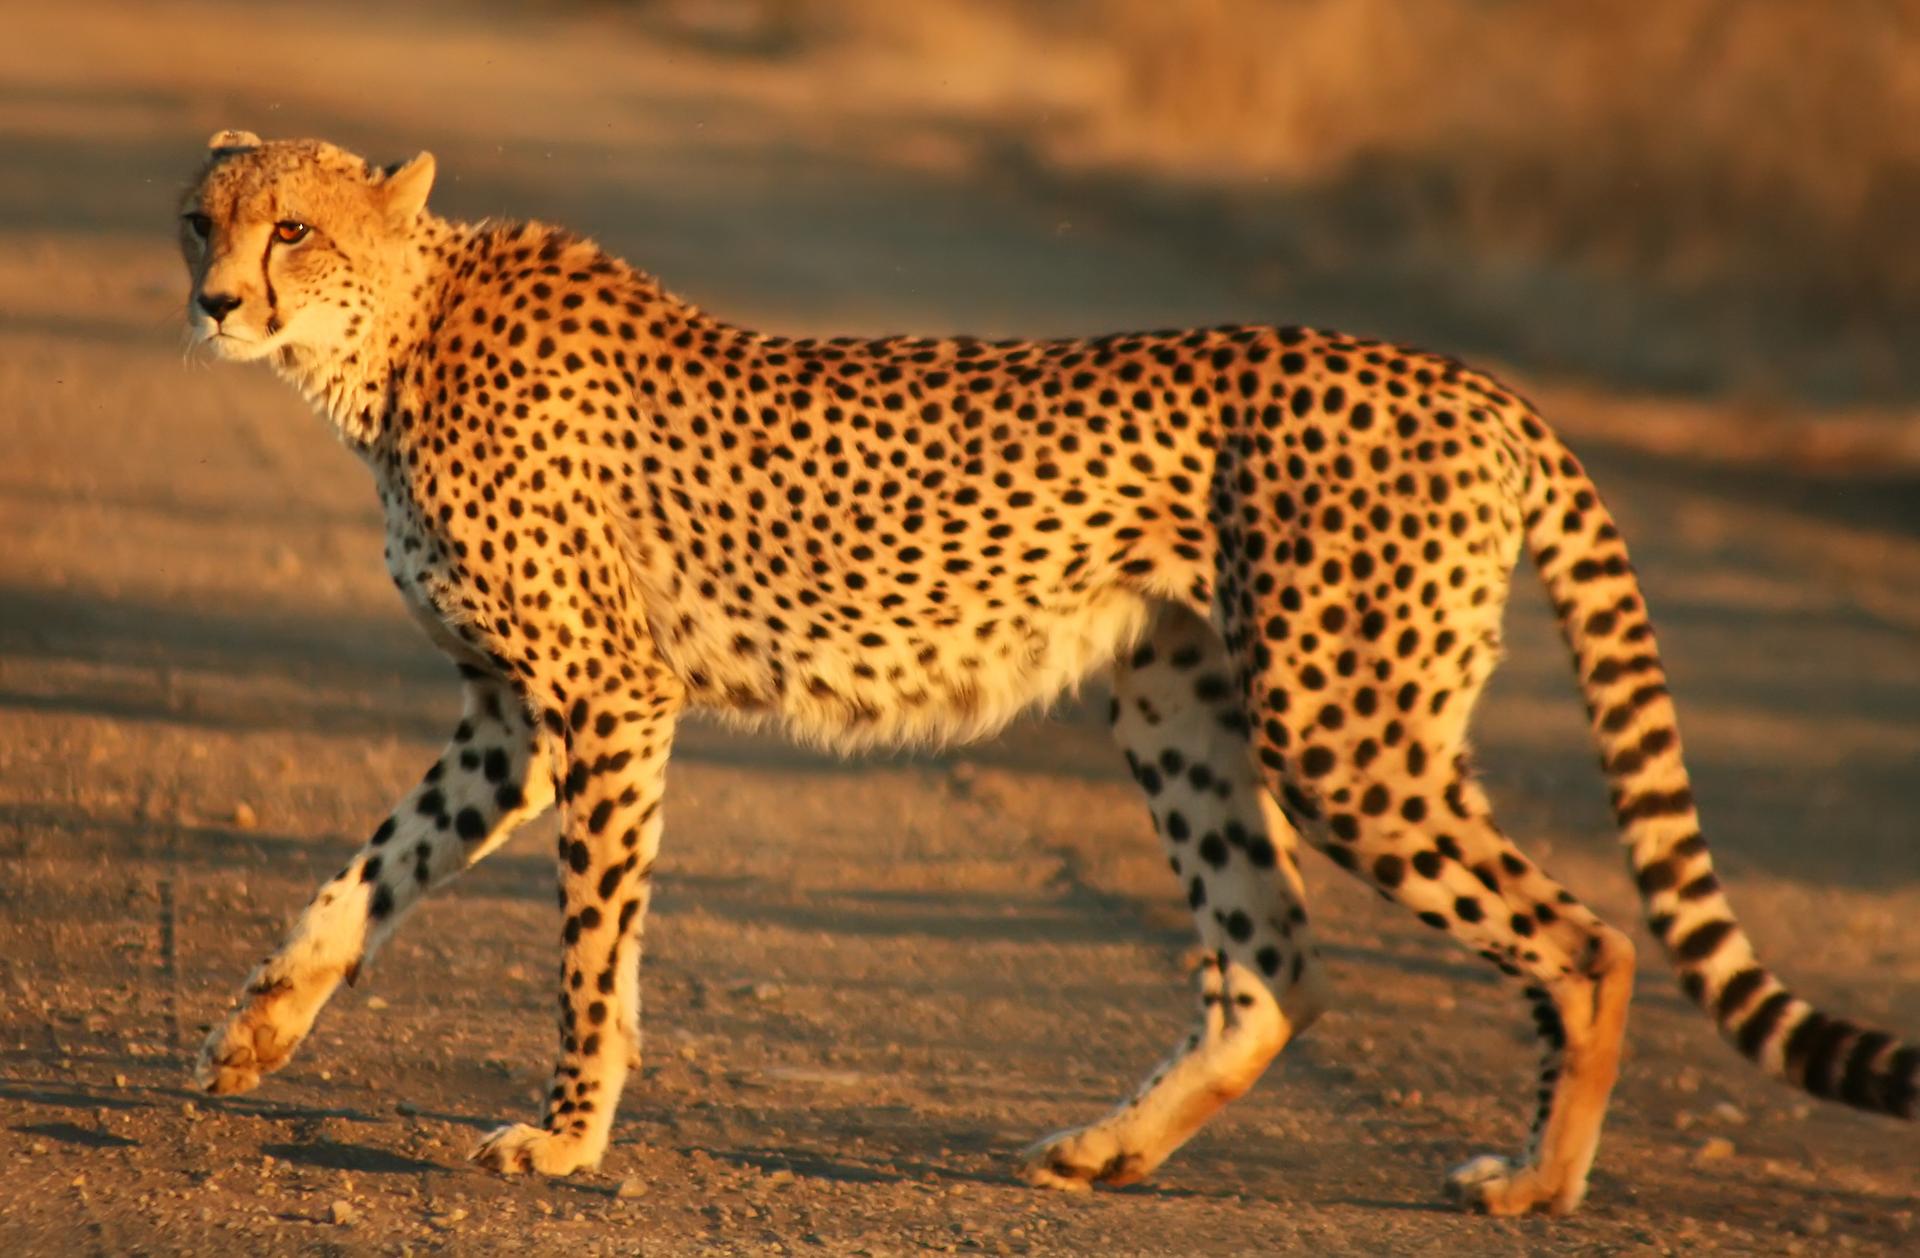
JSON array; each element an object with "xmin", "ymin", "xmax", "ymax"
[
  {"xmin": 195, "ymin": 671, "xmax": 554, "ymax": 1095},
  {"xmin": 1020, "ymin": 607, "xmax": 1331, "ymax": 1190},
  {"xmin": 471, "ymin": 676, "xmax": 679, "ymax": 1176}
]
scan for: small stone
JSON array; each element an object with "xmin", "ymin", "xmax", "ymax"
[
  {"xmin": 1801, "ymin": 1213, "xmax": 1830, "ymax": 1237},
  {"xmin": 767, "ymin": 1169, "xmax": 796, "ymax": 1187},
  {"xmin": 232, "ymin": 802, "xmax": 258, "ymax": 830},
  {"xmin": 395, "ymin": 1101, "xmax": 418, "ymax": 1117},
  {"xmin": 616, "ymin": 1177, "xmax": 649, "ymax": 1199},
  {"xmin": 112, "ymin": 1074, "xmax": 127, "ymax": 1089},
  {"xmin": 1710, "ymin": 1101, "xmax": 1747, "ymax": 1125},
  {"xmin": 328, "ymin": 1200, "xmax": 358, "ymax": 1226},
  {"xmin": 679, "ymin": 1043, "xmax": 699, "ymax": 1062},
  {"xmin": 365, "ymin": 996, "xmax": 389, "ymax": 1011},
  {"xmin": 429, "ymin": 1208, "xmax": 467, "ymax": 1229},
  {"xmin": 1694, "ymin": 1136, "xmax": 1735, "ymax": 1162}
]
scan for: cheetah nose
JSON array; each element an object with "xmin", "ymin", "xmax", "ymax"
[{"xmin": 197, "ymin": 292, "xmax": 243, "ymax": 321}]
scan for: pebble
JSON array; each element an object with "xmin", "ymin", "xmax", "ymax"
[
  {"xmin": 366, "ymin": 996, "xmax": 389, "ymax": 1011},
  {"xmin": 617, "ymin": 1177, "xmax": 649, "ymax": 1199},
  {"xmin": 1694, "ymin": 1136, "xmax": 1736, "ymax": 1162},
  {"xmin": 232, "ymin": 802, "xmax": 258, "ymax": 830},
  {"xmin": 732, "ymin": 981, "xmax": 782, "ymax": 1002},
  {"xmin": 328, "ymin": 1200, "xmax": 358, "ymax": 1226},
  {"xmin": 429, "ymin": 1208, "xmax": 467, "ymax": 1229},
  {"xmin": 1710, "ymin": 1101, "xmax": 1747, "ymax": 1125}
]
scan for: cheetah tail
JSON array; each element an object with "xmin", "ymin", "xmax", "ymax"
[{"xmin": 1517, "ymin": 419, "xmax": 1917, "ymax": 1119}]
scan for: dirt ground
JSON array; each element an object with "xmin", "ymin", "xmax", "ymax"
[{"xmin": 2, "ymin": 3, "xmax": 1917, "ymax": 1254}]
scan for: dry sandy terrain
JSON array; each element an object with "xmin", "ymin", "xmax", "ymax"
[{"xmin": 1, "ymin": 3, "xmax": 1916, "ymax": 1253}]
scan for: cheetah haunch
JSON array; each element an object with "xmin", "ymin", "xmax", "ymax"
[{"xmin": 179, "ymin": 132, "xmax": 1915, "ymax": 1215}]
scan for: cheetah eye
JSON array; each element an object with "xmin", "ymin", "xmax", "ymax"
[
  {"xmin": 182, "ymin": 211, "xmax": 212, "ymax": 240},
  {"xmin": 272, "ymin": 220, "xmax": 311, "ymax": 245}
]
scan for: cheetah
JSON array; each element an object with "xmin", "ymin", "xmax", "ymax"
[{"xmin": 178, "ymin": 131, "xmax": 1916, "ymax": 1216}]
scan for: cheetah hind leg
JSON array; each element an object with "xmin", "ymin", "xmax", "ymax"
[
  {"xmin": 1248, "ymin": 650, "xmax": 1638, "ymax": 1215},
  {"xmin": 1018, "ymin": 606, "xmax": 1330, "ymax": 1190}
]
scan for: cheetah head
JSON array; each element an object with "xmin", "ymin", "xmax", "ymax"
[{"xmin": 179, "ymin": 130, "xmax": 436, "ymax": 367}]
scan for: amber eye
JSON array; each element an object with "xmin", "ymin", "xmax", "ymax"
[
  {"xmin": 182, "ymin": 211, "xmax": 212, "ymax": 239},
  {"xmin": 272, "ymin": 220, "xmax": 310, "ymax": 244}
]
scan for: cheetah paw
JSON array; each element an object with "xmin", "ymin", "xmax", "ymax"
[
  {"xmin": 192, "ymin": 981, "xmax": 308, "ymax": 1096},
  {"xmin": 470, "ymin": 1123, "xmax": 600, "ymax": 1177},
  {"xmin": 1016, "ymin": 1125, "xmax": 1150, "ymax": 1191},
  {"xmin": 1444, "ymin": 1154, "xmax": 1574, "ymax": 1216}
]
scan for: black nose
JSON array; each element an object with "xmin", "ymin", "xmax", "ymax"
[{"xmin": 197, "ymin": 292, "xmax": 242, "ymax": 320}]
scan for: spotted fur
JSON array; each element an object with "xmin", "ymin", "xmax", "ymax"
[{"xmin": 180, "ymin": 133, "xmax": 1915, "ymax": 1214}]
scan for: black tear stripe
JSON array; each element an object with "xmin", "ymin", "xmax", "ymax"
[{"xmin": 261, "ymin": 232, "xmax": 280, "ymax": 332}]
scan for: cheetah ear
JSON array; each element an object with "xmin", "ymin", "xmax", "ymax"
[
  {"xmin": 207, "ymin": 129, "xmax": 262, "ymax": 152},
  {"xmin": 380, "ymin": 152, "xmax": 436, "ymax": 224}
]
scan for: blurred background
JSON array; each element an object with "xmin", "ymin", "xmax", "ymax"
[
  {"xmin": 1, "ymin": 3, "xmax": 1917, "ymax": 1252},
  {"xmin": 8, "ymin": 0, "xmax": 1920, "ymax": 412}
]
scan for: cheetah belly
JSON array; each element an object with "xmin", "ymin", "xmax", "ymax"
[{"xmin": 646, "ymin": 583, "xmax": 1157, "ymax": 754}]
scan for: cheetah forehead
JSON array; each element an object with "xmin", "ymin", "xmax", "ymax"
[{"xmin": 182, "ymin": 133, "xmax": 424, "ymax": 229}]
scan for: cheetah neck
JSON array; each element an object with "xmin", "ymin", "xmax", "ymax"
[{"xmin": 271, "ymin": 215, "xmax": 465, "ymax": 451}]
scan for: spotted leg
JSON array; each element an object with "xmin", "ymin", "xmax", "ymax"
[
  {"xmin": 1020, "ymin": 605, "xmax": 1331, "ymax": 1190},
  {"xmin": 195, "ymin": 669, "xmax": 555, "ymax": 1095},
  {"xmin": 1249, "ymin": 652, "xmax": 1635, "ymax": 1216},
  {"xmin": 470, "ymin": 668, "xmax": 680, "ymax": 1176}
]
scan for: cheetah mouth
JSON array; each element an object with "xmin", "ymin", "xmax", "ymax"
[
  {"xmin": 202, "ymin": 329, "xmax": 268, "ymax": 360},
  {"xmin": 195, "ymin": 324, "xmax": 282, "ymax": 363}
]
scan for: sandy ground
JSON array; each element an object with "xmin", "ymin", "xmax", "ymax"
[{"xmin": 1, "ymin": 2, "xmax": 1916, "ymax": 1254}]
